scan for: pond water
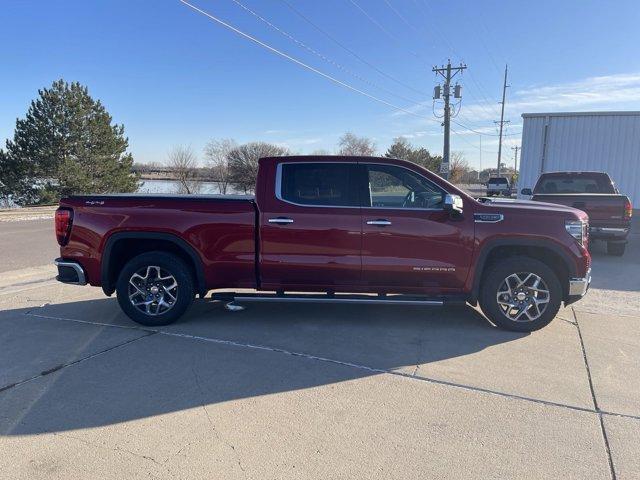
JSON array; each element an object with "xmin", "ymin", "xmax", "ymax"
[{"xmin": 138, "ymin": 179, "xmax": 245, "ymax": 195}]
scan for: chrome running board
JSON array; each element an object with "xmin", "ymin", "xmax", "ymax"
[{"xmin": 212, "ymin": 292, "xmax": 449, "ymax": 312}]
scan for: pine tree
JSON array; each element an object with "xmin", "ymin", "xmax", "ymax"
[{"xmin": 2, "ymin": 79, "xmax": 138, "ymax": 205}]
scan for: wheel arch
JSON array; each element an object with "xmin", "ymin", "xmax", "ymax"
[
  {"xmin": 101, "ymin": 232, "xmax": 207, "ymax": 297},
  {"xmin": 470, "ymin": 238, "xmax": 576, "ymax": 304}
]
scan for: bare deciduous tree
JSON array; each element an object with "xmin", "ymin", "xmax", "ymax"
[
  {"xmin": 337, "ymin": 132, "xmax": 376, "ymax": 156},
  {"xmin": 310, "ymin": 149, "xmax": 331, "ymax": 155},
  {"xmin": 449, "ymin": 151, "xmax": 470, "ymax": 184},
  {"xmin": 204, "ymin": 138, "xmax": 237, "ymax": 194},
  {"xmin": 228, "ymin": 142, "xmax": 289, "ymax": 193},
  {"xmin": 168, "ymin": 145, "xmax": 201, "ymax": 194}
]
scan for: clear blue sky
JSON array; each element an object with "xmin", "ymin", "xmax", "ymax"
[{"xmin": 2, "ymin": 0, "xmax": 639, "ymax": 169}]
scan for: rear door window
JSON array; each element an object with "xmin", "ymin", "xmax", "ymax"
[{"xmin": 279, "ymin": 163, "xmax": 359, "ymax": 207}]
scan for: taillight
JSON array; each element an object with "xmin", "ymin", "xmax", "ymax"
[
  {"xmin": 55, "ymin": 208, "xmax": 73, "ymax": 246},
  {"xmin": 624, "ymin": 198, "xmax": 633, "ymax": 220}
]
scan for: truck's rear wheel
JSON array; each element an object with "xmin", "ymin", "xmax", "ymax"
[
  {"xmin": 479, "ymin": 256, "xmax": 562, "ymax": 332},
  {"xmin": 116, "ymin": 251, "xmax": 194, "ymax": 326}
]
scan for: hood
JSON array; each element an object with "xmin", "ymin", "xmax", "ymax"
[{"xmin": 476, "ymin": 197, "xmax": 588, "ymax": 219}]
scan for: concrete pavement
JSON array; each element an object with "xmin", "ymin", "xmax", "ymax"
[{"xmin": 0, "ymin": 220, "xmax": 638, "ymax": 478}]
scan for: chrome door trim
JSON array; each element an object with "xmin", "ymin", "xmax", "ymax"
[
  {"xmin": 474, "ymin": 213, "xmax": 504, "ymax": 223},
  {"xmin": 268, "ymin": 217, "xmax": 294, "ymax": 224},
  {"xmin": 274, "ymin": 161, "xmax": 450, "ymax": 211},
  {"xmin": 366, "ymin": 220, "xmax": 392, "ymax": 226}
]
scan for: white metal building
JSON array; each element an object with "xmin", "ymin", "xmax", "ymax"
[{"xmin": 518, "ymin": 111, "xmax": 640, "ymax": 205}]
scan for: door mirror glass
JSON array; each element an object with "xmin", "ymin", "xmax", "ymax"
[
  {"xmin": 520, "ymin": 188, "xmax": 533, "ymax": 196},
  {"xmin": 443, "ymin": 194, "xmax": 463, "ymax": 214}
]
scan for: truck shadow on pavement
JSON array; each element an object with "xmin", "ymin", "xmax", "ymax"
[
  {"xmin": 587, "ymin": 232, "xmax": 640, "ymax": 292},
  {"xmin": 0, "ymin": 298, "xmax": 527, "ymax": 436}
]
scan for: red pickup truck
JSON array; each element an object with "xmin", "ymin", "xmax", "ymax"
[
  {"xmin": 54, "ymin": 156, "xmax": 591, "ymax": 332},
  {"xmin": 521, "ymin": 171, "xmax": 633, "ymax": 256}
]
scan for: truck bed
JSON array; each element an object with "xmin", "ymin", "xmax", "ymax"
[
  {"xmin": 59, "ymin": 194, "xmax": 258, "ymax": 291},
  {"xmin": 63, "ymin": 193, "xmax": 255, "ymax": 202}
]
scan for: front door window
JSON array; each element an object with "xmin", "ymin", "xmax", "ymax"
[{"xmin": 366, "ymin": 164, "xmax": 444, "ymax": 209}]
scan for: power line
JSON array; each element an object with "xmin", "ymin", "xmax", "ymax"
[
  {"xmin": 366, "ymin": 0, "xmax": 502, "ymax": 121},
  {"xmin": 475, "ymin": 9, "xmax": 507, "ymax": 75},
  {"xmin": 381, "ymin": 0, "xmax": 432, "ymax": 46},
  {"xmin": 346, "ymin": 0, "xmax": 430, "ymax": 66},
  {"xmin": 179, "ymin": 0, "xmax": 442, "ymax": 122},
  {"xmin": 229, "ymin": 0, "xmax": 422, "ymax": 104},
  {"xmin": 452, "ymin": 119, "xmax": 521, "ymax": 137},
  {"xmin": 279, "ymin": 0, "xmax": 428, "ymax": 97},
  {"xmin": 179, "ymin": 0, "xmax": 514, "ymax": 147},
  {"xmin": 348, "ymin": 0, "xmax": 501, "ymax": 122},
  {"xmin": 411, "ymin": 0, "xmax": 502, "ymax": 117}
]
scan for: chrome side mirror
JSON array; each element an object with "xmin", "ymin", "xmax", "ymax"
[
  {"xmin": 520, "ymin": 188, "xmax": 533, "ymax": 196},
  {"xmin": 444, "ymin": 194, "xmax": 463, "ymax": 215}
]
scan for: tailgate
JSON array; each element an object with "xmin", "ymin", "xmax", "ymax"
[{"xmin": 531, "ymin": 194, "xmax": 628, "ymax": 227}]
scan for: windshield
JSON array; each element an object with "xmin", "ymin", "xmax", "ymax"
[{"xmin": 535, "ymin": 175, "xmax": 615, "ymax": 194}]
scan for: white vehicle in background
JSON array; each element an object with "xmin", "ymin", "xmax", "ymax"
[{"xmin": 486, "ymin": 177, "xmax": 511, "ymax": 196}]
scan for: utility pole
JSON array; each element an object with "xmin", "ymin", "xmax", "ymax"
[
  {"xmin": 511, "ymin": 145, "xmax": 520, "ymax": 173},
  {"xmin": 478, "ymin": 135, "xmax": 482, "ymax": 181},
  {"xmin": 433, "ymin": 60, "xmax": 466, "ymax": 180},
  {"xmin": 495, "ymin": 64, "xmax": 509, "ymax": 176}
]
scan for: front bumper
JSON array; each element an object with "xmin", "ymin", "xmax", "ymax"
[
  {"xmin": 54, "ymin": 258, "xmax": 87, "ymax": 285},
  {"xmin": 566, "ymin": 268, "xmax": 591, "ymax": 304}
]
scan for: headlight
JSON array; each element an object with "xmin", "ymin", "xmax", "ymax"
[{"xmin": 565, "ymin": 219, "xmax": 587, "ymax": 245}]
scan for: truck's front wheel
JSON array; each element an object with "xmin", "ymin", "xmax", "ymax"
[
  {"xmin": 116, "ymin": 251, "xmax": 194, "ymax": 326},
  {"xmin": 479, "ymin": 256, "xmax": 562, "ymax": 332}
]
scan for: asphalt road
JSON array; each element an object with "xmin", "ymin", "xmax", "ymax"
[{"xmin": 0, "ymin": 219, "xmax": 58, "ymax": 273}]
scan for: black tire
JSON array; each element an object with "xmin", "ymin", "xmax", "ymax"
[
  {"xmin": 116, "ymin": 251, "xmax": 195, "ymax": 326},
  {"xmin": 607, "ymin": 242, "xmax": 626, "ymax": 256},
  {"xmin": 479, "ymin": 256, "xmax": 562, "ymax": 332}
]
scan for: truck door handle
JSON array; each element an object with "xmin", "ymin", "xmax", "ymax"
[
  {"xmin": 268, "ymin": 217, "xmax": 294, "ymax": 225},
  {"xmin": 366, "ymin": 219, "xmax": 392, "ymax": 226}
]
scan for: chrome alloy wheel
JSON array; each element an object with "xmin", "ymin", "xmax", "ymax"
[
  {"xmin": 128, "ymin": 266, "xmax": 178, "ymax": 316},
  {"xmin": 496, "ymin": 272, "xmax": 550, "ymax": 322}
]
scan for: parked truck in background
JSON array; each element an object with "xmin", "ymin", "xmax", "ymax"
[
  {"xmin": 54, "ymin": 156, "xmax": 591, "ymax": 332},
  {"xmin": 486, "ymin": 177, "xmax": 512, "ymax": 197},
  {"xmin": 521, "ymin": 171, "xmax": 632, "ymax": 256}
]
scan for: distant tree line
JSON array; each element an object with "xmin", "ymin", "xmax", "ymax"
[
  {"xmin": 166, "ymin": 132, "xmax": 458, "ymax": 195},
  {"xmin": 0, "ymin": 79, "xmax": 477, "ymax": 205}
]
